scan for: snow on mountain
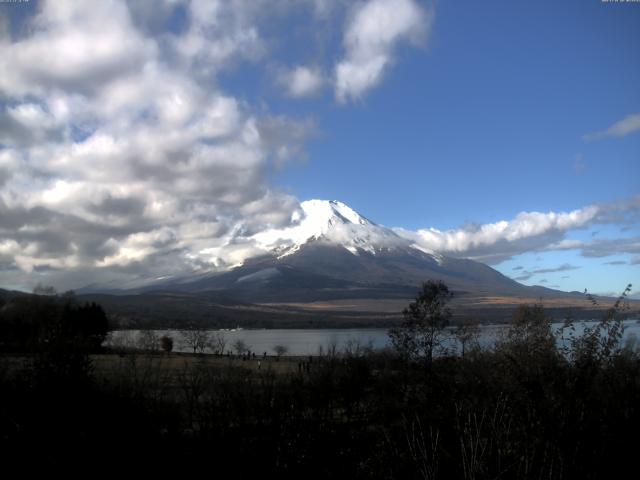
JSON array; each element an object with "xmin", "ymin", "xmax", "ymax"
[
  {"xmin": 77, "ymin": 200, "xmax": 556, "ymax": 301},
  {"xmin": 79, "ymin": 199, "xmax": 444, "ymax": 293},
  {"xmin": 251, "ymin": 199, "xmax": 413, "ymax": 257}
]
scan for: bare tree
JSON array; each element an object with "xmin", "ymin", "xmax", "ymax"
[
  {"xmin": 343, "ymin": 338, "xmax": 373, "ymax": 358},
  {"xmin": 208, "ymin": 331, "xmax": 227, "ymax": 355},
  {"xmin": 137, "ymin": 329, "xmax": 159, "ymax": 353},
  {"xmin": 181, "ymin": 328, "xmax": 209, "ymax": 354},
  {"xmin": 318, "ymin": 340, "xmax": 339, "ymax": 359},
  {"xmin": 108, "ymin": 330, "xmax": 137, "ymax": 354},
  {"xmin": 233, "ymin": 339, "xmax": 248, "ymax": 356},
  {"xmin": 454, "ymin": 319, "xmax": 480, "ymax": 358},
  {"xmin": 272, "ymin": 344, "xmax": 288, "ymax": 360}
]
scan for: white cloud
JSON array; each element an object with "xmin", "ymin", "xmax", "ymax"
[
  {"xmin": 583, "ymin": 113, "xmax": 640, "ymax": 141},
  {"xmin": 0, "ymin": 0, "xmax": 316, "ymax": 291},
  {"xmin": 0, "ymin": 1, "xmax": 156, "ymax": 96},
  {"xmin": 394, "ymin": 198, "xmax": 640, "ymax": 264},
  {"xmin": 279, "ymin": 65, "xmax": 325, "ymax": 98},
  {"xmin": 0, "ymin": 0, "xmax": 440, "ymax": 291},
  {"xmin": 396, "ymin": 207, "xmax": 599, "ymax": 256},
  {"xmin": 169, "ymin": 0, "xmax": 264, "ymax": 75},
  {"xmin": 334, "ymin": 0, "xmax": 431, "ymax": 102}
]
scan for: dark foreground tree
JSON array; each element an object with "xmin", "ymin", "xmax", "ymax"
[
  {"xmin": 208, "ymin": 331, "xmax": 227, "ymax": 355},
  {"xmin": 273, "ymin": 344, "xmax": 288, "ymax": 360},
  {"xmin": 0, "ymin": 292, "xmax": 108, "ymax": 353},
  {"xmin": 159, "ymin": 335, "xmax": 173, "ymax": 354},
  {"xmin": 389, "ymin": 280, "xmax": 453, "ymax": 363},
  {"xmin": 499, "ymin": 303, "xmax": 557, "ymax": 359},
  {"xmin": 233, "ymin": 339, "xmax": 248, "ymax": 356},
  {"xmin": 181, "ymin": 327, "xmax": 209, "ymax": 354},
  {"xmin": 454, "ymin": 318, "xmax": 480, "ymax": 357}
]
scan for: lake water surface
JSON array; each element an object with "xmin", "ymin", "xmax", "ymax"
[{"xmin": 108, "ymin": 319, "xmax": 640, "ymax": 356}]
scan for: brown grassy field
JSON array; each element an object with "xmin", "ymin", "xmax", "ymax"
[
  {"xmin": 91, "ymin": 352, "xmax": 302, "ymax": 379},
  {"xmin": 260, "ymin": 294, "xmax": 640, "ymax": 321},
  {"xmin": 1, "ymin": 352, "xmax": 306, "ymax": 390}
]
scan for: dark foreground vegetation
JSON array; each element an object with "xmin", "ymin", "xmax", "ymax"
[{"xmin": 0, "ymin": 283, "xmax": 638, "ymax": 478}]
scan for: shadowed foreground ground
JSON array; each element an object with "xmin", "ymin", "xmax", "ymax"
[{"xmin": 2, "ymin": 342, "xmax": 639, "ymax": 479}]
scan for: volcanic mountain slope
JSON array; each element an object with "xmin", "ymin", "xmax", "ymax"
[{"xmin": 140, "ymin": 200, "xmax": 575, "ymax": 303}]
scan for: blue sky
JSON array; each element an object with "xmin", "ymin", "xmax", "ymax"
[
  {"xmin": 264, "ymin": 0, "xmax": 640, "ymax": 296},
  {"xmin": 268, "ymin": 0, "xmax": 640, "ymax": 225},
  {"xmin": 0, "ymin": 0, "xmax": 638, "ymax": 296}
]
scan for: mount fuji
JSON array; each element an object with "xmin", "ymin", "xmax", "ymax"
[
  {"xmin": 78, "ymin": 200, "xmax": 599, "ymax": 326},
  {"xmin": 97, "ymin": 200, "xmax": 564, "ymax": 301},
  {"xmin": 250, "ymin": 199, "xmax": 431, "ymax": 259}
]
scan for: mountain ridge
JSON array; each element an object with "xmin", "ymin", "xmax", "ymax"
[{"xmin": 79, "ymin": 200, "xmax": 586, "ymax": 307}]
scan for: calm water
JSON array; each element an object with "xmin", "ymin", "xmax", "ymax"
[{"xmin": 107, "ymin": 319, "xmax": 640, "ymax": 356}]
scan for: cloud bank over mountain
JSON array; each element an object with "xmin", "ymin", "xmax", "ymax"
[
  {"xmin": 0, "ymin": 0, "xmax": 433, "ymax": 290},
  {"xmin": 0, "ymin": 1, "xmax": 305, "ymax": 284}
]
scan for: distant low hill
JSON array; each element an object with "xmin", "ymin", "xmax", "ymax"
[{"xmin": 2, "ymin": 284, "xmax": 637, "ymax": 330}]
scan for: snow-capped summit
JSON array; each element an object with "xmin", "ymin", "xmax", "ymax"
[
  {"xmin": 78, "ymin": 199, "xmax": 549, "ymax": 304},
  {"xmin": 252, "ymin": 199, "xmax": 409, "ymax": 257}
]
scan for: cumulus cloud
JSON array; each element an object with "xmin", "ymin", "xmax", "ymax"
[
  {"xmin": 6, "ymin": 1, "xmax": 634, "ymax": 295},
  {"xmin": 394, "ymin": 197, "xmax": 640, "ymax": 264},
  {"xmin": 0, "ymin": 0, "xmax": 437, "ymax": 291},
  {"xmin": 0, "ymin": 1, "xmax": 318, "ymax": 290},
  {"xmin": 279, "ymin": 65, "xmax": 325, "ymax": 98},
  {"xmin": 395, "ymin": 207, "xmax": 599, "ymax": 263},
  {"xmin": 583, "ymin": 113, "xmax": 640, "ymax": 141},
  {"xmin": 0, "ymin": 1, "xmax": 156, "ymax": 96},
  {"xmin": 334, "ymin": 0, "xmax": 432, "ymax": 102},
  {"xmin": 168, "ymin": 0, "xmax": 265, "ymax": 75}
]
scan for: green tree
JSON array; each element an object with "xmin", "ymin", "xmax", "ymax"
[
  {"xmin": 389, "ymin": 280, "xmax": 453, "ymax": 363},
  {"xmin": 60, "ymin": 301, "xmax": 109, "ymax": 352}
]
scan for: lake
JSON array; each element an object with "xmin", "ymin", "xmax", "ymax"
[{"xmin": 107, "ymin": 319, "xmax": 640, "ymax": 356}]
